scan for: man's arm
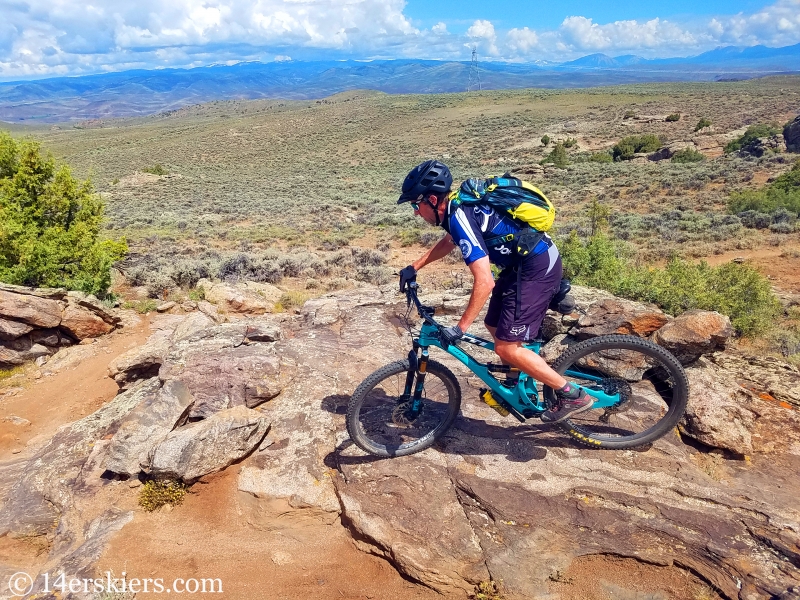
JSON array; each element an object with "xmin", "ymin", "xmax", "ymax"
[
  {"xmin": 412, "ymin": 234, "xmax": 456, "ymax": 271},
  {"xmin": 458, "ymin": 256, "xmax": 494, "ymax": 332}
]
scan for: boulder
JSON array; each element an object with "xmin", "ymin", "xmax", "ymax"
[
  {"xmin": 156, "ymin": 301, "xmax": 176, "ymax": 313},
  {"xmin": 573, "ymin": 298, "xmax": 669, "ymax": 340},
  {"xmin": 42, "ymin": 344, "xmax": 97, "ymax": 374},
  {"xmin": 648, "ymin": 141, "xmax": 695, "ymax": 161},
  {"xmin": 59, "ymin": 304, "xmax": 114, "ymax": 339},
  {"xmin": 244, "ymin": 321, "xmax": 282, "ymax": 343},
  {"xmin": 0, "ymin": 341, "xmax": 53, "ymax": 367},
  {"xmin": 785, "ymin": 116, "xmax": 800, "ymax": 152},
  {"xmin": 740, "ymin": 134, "xmax": 786, "ymax": 157},
  {"xmin": 144, "ymin": 405, "xmax": 270, "ymax": 482},
  {"xmin": 0, "ymin": 282, "xmax": 66, "ymax": 299},
  {"xmin": 0, "ymin": 289, "xmax": 63, "ymax": 328},
  {"xmin": 335, "ymin": 457, "xmax": 489, "ymax": 594},
  {"xmin": 681, "ymin": 365, "xmax": 757, "ymax": 454},
  {"xmin": 170, "ymin": 311, "xmax": 215, "ymax": 342},
  {"xmin": 30, "ymin": 328, "xmax": 72, "ymax": 347},
  {"xmin": 652, "ymin": 310, "xmax": 733, "ymax": 364},
  {"xmin": 0, "ymin": 317, "xmax": 34, "ymax": 341},
  {"xmin": 160, "ymin": 324, "xmax": 294, "ymax": 418},
  {"xmin": 703, "ymin": 350, "xmax": 800, "ymax": 408},
  {"xmin": 103, "ymin": 380, "xmax": 194, "ymax": 477},
  {"xmin": 107, "ymin": 337, "xmax": 170, "ymax": 387},
  {"xmin": 197, "ymin": 278, "xmax": 279, "ymax": 315},
  {"xmin": 66, "ymin": 290, "xmax": 120, "ymax": 325},
  {"xmin": 197, "ymin": 300, "xmax": 224, "ymax": 323}
]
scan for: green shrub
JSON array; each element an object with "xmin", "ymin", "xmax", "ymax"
[
  {"xmin": 563, "ymin": 137, "xmax": 578, "ymax": 148},
  {"xmin": 275, "ymin": 290, "xmax": 310, "ymax": 312},
  {"xmin": 724, "ymin": 123, "xmax": 781, "ymax": 154},
  {"xmin": 142, "ymin": 164, "xmax": 168, "ymax": 176},
  {"xmin": 612, "ymin": 134, "xmax": 662, "ymax": 161},
  {"xmin": 728, "ymin": 160, "xmax": 800, "ymax": 217},
  {"xmin": 188, "ymin": 286, "xmax": 205, "ymax": 301},
  {"xmin": 0, "ymin": 132, "xmax": 127, "ymax": 297},
  {"xmin": 540, "ymin": 135, "xmax": 550, "ymax": 146},
  {"xmin": 557, "ymin": 231, "xmax": 781, "ymax": 336},
  {"xmin": 541, "ymin": 142, "xmax": 569, "ymax": 168},
  {"xmin": 694, "ymin": 118, "xmax": 712, "ymax": 131},
  {"xmin": 665, "ymin": 113, "xmax": 681, "ymax": 122},
  {"xmin": 138, "ymin": 480, "xmax": 187, "ymax": 512},
  {"xmin": 671, "ymin": 147, "xmax": 705, "ymax": 163},
  {"xmin": 122, "ymin": 299, "xmax": 158, "ymax": 314},
  {"xmin": 589, "ymin": 152, "xmax": 613, "ymax": 163}
]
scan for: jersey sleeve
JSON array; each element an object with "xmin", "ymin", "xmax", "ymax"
[{"xmin": 447, "ymin": 206, "xmax": 489, "ymax": 265}]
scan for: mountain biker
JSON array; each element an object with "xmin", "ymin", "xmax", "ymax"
[{"xmin": 397, "ymin": 160, "xmax": 593, "ymax": 423}]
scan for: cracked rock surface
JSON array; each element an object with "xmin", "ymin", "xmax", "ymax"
[{"xmin": 1, "ymin": 284, "xmax": 799, "ymax": 599}]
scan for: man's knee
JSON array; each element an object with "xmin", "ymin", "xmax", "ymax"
[{"xmin": 494, "ymin": 340, "xmax": 521, "ymax": 362}]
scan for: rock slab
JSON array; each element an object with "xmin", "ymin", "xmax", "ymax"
[{"xmin": 144, "ymin": 405, "xmax": 270, "ymax": 482}]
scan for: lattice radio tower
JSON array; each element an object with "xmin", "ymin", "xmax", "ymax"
[{"xmin": 468, "ymin": 46, "xmax": 482, "ymax": 92}]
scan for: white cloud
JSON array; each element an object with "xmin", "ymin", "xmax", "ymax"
[
  {"xmin": 507, "ymin": 27, "xmax": 538, "ymax": 53},
  {"xmin": 556, "ymin": 15, "xmax": 698, "ymax": 53},
  {"xmin": 1, "ymin": 0, "xmax": 799, "ymax": 78},
  {"xmin": 0, "ymin": 0, "xmax": 420, "ymax": 77},
  {"xmin": 466, "ymin": 19, "xmax": 498, "ymax": 55},
  {"xmin": 709, "ymin": 0, "xmax": 800, "ymax": 47}
]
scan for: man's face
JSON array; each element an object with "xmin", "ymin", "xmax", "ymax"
[{"xmin": 413, "ymin": 195, "xmax": 439, "ymax": 226}]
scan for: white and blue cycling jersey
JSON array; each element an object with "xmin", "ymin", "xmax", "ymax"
[{"xmin": 443, "ymin": 203, "xmax": 551, "ymax": 269}]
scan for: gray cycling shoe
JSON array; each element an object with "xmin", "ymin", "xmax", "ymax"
[{"xmin": 541, "ymin": 388, "xmax": 594, "ymax": 424}]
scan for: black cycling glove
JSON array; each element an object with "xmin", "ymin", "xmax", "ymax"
[
  {"xmin": 399, "ymin": 265, "xmax": 417, "ymax": 292},
  {"xmin": 441, "ymin": 324, "xmax": 464, "ymax": 346}
]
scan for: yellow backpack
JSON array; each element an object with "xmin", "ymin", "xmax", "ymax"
[{"xmin": 451, "ymin": 175, "xmax": 555, "ymax": 232}]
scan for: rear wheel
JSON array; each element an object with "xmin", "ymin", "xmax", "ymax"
[
  {"xmin": 346, "ymin": 359, "xmax": 461, "ymax": 457},
  {"xmin": 545, "ymin": 334, "xmax": 689, "ymax": 449}
]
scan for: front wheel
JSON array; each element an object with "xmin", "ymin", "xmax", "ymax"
[
  {"xmin": 545, "ymin": 334, "xmax": 689, "ymax": 449},
  {"xmin": 346, "ymin": 359, "xmax": 462, "ymax": 457}
]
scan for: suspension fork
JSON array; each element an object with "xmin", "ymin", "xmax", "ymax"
[
  {"xmin": 409, "ymin": 346, "xmax": 429, "ymax": 418},
  {"xmin": 401, "ymin": 346, "xmax": 419, "ymax": 402}
]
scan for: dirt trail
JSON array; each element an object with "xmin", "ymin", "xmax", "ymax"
[
  {"xmin": 0, "ymin": 316, "xmax": 152, "ymax": 458},
  {"xmin": 98, "ymin": 468, "xmax": 441, "ymax": 600},
  {"xmin": 700, "ymin": 245, "xmax": 800, "ymax": 292}
]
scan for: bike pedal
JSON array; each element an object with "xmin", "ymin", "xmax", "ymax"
[{"xmin": 480, "ymin": 389, "xmax": 510, "ymax": 417}]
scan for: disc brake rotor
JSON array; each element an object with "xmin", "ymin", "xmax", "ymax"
[{"xmin": 392, "ymin": 401, "xmax": 422, "ymax": 427}]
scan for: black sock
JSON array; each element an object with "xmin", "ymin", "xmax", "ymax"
[{"xmin": 557, "ymin": 383, "xmax": 580, "ymax": 399}]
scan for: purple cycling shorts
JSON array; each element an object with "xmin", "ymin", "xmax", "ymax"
[{"xmin": 484, "ymin": 243, "xmax": 563, "ymax": 342}]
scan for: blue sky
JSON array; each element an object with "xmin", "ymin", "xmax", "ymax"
[
  {"xmin": 1, "ymin": 0, "xmax": 798, "ymax": 80},
  {"xmin": 404, "ymin": 0, "xmax": 772, "ymax": 31}
]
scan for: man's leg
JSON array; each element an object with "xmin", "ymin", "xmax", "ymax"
[
  {"xmin": 484, "ymin": 324, "xmax": 565, "ymax": 388},
  {"xmin": 494, "ymin": 339, "xmax": 567, "ymax": 389},
  {"xmin": 485, "ymin": 249, "xmax": 593, "ymax": 423}
]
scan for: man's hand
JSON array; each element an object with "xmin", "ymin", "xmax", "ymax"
[
  {"xmin": 441, "ymin": 324, "xmax": 464, "ymax": 346},
  {"xmin": 399, "ymin": 265, "xmax": 417, "ymax": 292}
]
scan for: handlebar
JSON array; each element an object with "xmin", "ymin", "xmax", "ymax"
[{"xmin": 405, "ymin": 282, "xmax": 441, "ymax": 330}]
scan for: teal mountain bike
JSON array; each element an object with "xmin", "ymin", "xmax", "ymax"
[{"xmin": 346, "ymin": 282, "xmax": 689, "ymax": 457}]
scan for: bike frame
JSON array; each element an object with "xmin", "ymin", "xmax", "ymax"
[{"xmin": 402, "ymin": 284, "xmax": 620, "ymax": 419}]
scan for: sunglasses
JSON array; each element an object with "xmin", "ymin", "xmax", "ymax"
[{"xmin": 411, "ymin": 195, "xmax": 436, "ymax": 212}]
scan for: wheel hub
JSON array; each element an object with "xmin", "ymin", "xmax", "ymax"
[{"xmin": 392, "ymin": 401, "xmax": 422, "ymax": 427}]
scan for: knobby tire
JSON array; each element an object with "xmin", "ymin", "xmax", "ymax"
[
  {"xmin": 545, "ymin": 334, "xmax": 689, "ymax": 449},
  {"xmin": 346, "ymin": 359, "xmax": 462, "ymax": 457}
]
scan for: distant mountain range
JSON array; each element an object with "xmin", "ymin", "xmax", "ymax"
[
  {"xmin": 1, "ymin": 43, "xmax": 798, "ymax": 124},
  {"xmin": 562, "ymin": 43, "xmax": 800, "ymax": 70}
]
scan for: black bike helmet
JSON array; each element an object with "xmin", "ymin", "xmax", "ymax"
[{"xmin": 397, "ymin": 160, "xmax": 453, "ymax": 204}]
